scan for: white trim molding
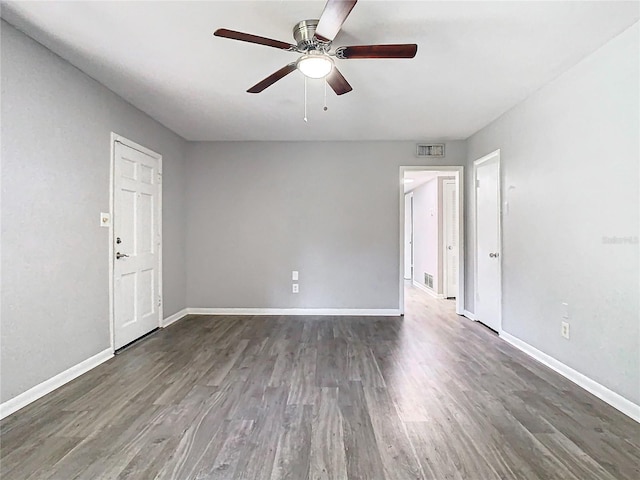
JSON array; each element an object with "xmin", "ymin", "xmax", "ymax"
[
  {"xmin": 186, "ymin": 308, "xmax": 401, "ymax": 317},
  {"xmin": 500, "ymin": 331, "xmax": 640, "ymax": 423},
  {"xmin": 412, "ymin": 280, "xmax": 444, "ymax": 299},
  {"xmin": 463, "ymin": 310, "xmax": 476, "ymax": 321},
  {"xmin": 0, "ymin": 348, "xmax": 113, "ymax": 420},
  {"xmin": 163, "ymin": 308, "xmax": 189, "ymax": 327}
]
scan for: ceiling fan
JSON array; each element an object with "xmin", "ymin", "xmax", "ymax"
[{"xmin": 214, "ymin": 0, "xmax": 418, "ymax": 96}]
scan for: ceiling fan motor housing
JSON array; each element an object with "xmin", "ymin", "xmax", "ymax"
[{"xmin": 293, "ymin": 20, "xmax": 329, "ymax": 51}]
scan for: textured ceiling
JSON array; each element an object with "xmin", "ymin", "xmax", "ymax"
[{"xmin": 2, "ymin": 1, "xmax": 638, "ymax": 141}]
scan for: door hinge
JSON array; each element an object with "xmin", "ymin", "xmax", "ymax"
[
  {"xmin": 158, "ymin": 296, "xmax": 162, "ymax": 307},
  {"xmin": 476, "ymin": 179, "xmax": 480, "ymax": 188},
  {"xmin": 157, "ymin": 173, "xmax": 162, "ymax": 184}
]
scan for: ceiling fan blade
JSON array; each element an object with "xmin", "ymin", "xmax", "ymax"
[
  {"xmin": 337, "ymin": 44, "xmax": 418, "ymax": 59},
  {"xmin": 214, "ymin": 28, "xmax": 295, "ymax": 51},
  {"xmin": 315, "ymin": 0, "xmax": 358, "ymax": 42},
  {"xmin": 247, "ymin": 63, "xmax": 297, "ymax": 93},
  {"xmin": 326, "ymin": 67, "xmax": 353, "ymax": 95}
]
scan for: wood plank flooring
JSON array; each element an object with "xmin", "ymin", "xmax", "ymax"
[{"xmin": 1, "ymin": 285, "xmax": 639, "ymax": 479}]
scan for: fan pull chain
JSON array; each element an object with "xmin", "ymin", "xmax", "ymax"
[
  {"xmin": 324, "ymin": 81, "xmax": 328, "ymax": 112},
  {"xmin": 303, "ymin": 76, "xmax": 308, "ymax": 123}
]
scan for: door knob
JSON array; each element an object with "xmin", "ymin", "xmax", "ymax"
[{"xmin": 116, "ymin": 252, "xmax": 129, "ymax": 259}]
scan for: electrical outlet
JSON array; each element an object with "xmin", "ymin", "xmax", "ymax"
[
  {"xmin": 561, "ymin": 321, "xmax": 570, "ymax": 339},
  {"xmin": 292, "ymin": 271, "xmax": 299, "ymax": 281},
  {"xmin": 292, "ymin": 283, "xmax": 299, "ymax": 294}
]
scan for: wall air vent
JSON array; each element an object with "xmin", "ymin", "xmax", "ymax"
[
  {"xmin": 416, "ymin": 144, "xmax": 445, "ymax": 158},
  {"xmin": 424, "ymin": 273, "xmax": 434, "ymax": 289}
]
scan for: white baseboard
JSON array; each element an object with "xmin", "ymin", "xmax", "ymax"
[
  {"xmin": 412, "ymin": 280, "xmax": 444, "ymax": 299},
  {"xmin": 463, "ymin": 309, "xmax": 476, "ymax": 321},
  {"xmin": 500, "ymin": 331, "xmax": 640, "ymax": 423},
  {"xmin": 0, "ymin": 348, "xmax": 113, "ymax": 420},
  {"xmin": 162, "ymin": 306, "xmax": 402, "ymax": 327},
  {"xmin": 186, "ymin": 307, "xmax": 401, "ymax": 316},
  {"xmin": 162, "ymin": 308, "xmax": 189, "ymax": 327}
]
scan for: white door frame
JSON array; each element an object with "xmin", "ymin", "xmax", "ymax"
[
  {"xmin": 399, "ymin": 166, "xmax": 465, "ymax": 315},
  {"xmin": 109, "ymin": 133, "xmax": 163, "ymax": 352},
  {"xmin": 473, "ymin": 149, "xmax": 502, "ymax": 333}
]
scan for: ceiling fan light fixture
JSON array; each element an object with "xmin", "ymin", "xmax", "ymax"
[{"xmin": 297, "ymin": 54, "xmax": 333, "ymax": 78}]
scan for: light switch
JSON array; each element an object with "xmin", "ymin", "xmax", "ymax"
[
  {"xmin": 100, "ymin": 212, "xmax": 111, "ymax": 227},
  {"xmin": 292, "ymin": 271, "xmax": 299, "ymax": 281}
]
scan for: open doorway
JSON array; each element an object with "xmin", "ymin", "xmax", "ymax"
[{"xmin": 399, "ymin": 166, "xmax": 464, "ymax": 315}]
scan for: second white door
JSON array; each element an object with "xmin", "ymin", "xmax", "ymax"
[
  {"xmin": 475, "ymin": 152, "xmax": 501, "ymax": 332},
  {"xmin": 113, "ymin": 140, "xmax": 162, "ymax": 350},
  {"xmin": 442, "ymin": 179, "xmax": 458, "ymax": 298},
  {"xmin": 404, "ymin": 193, "xmax": 413, "ymax": 279}
]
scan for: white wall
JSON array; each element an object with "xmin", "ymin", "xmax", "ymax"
[
  {"xmin": 185, "ymin": 141, "xmax": 467, "ymax": 310},
  {"xmin": 465, "ymin": 23, "xmax": 639, "ymax": 404},
  {"xmin": 412, "ymin": 178, "xmax": 439, "ymax": 292},
  {"xmin": 1, "ymin": 21, "xmax": 187, "ymax": 403}
]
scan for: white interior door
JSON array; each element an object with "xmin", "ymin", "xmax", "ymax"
[
  {"xmin": 475, "ymin": 153, "xmax": 501, "ymax": 332},
  {"xmin": 442, "ymin": 179, "xmax": 458, "ymax": 298},
  {"xmin": 404, "ymin": 193, "xmax": 413, "ymax": 279},
  {"xmin": 113, "ymin": 141, "xmax": 161, "ymax": 350}
]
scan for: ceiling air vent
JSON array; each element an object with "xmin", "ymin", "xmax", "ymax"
[{"xmin": 416, "ymin": 144, "xmax": 445, "ymax": 158}]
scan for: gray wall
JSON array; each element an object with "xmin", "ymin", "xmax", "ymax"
[
  {"xmin": 1, "ymin": 21, "xmax": 187, "ymax": 403},
  {"xmin": 412, "ymin": 178, "xmax": 439, "ymax": 292},
  {"xmin": 185, "ymin": 141, "xmax": 467, "ymax": 310},
  {"xmin": 465, "ymin": 23, "xmax": 639, "ymax": 403},
  {"xmin": 5, "ymin": 11, "xmax": 636, "ymax": 414}
]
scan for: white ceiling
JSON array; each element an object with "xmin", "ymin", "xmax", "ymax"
[{"xmin": 2, "ymin": 1, "xmax": 638, "ymax": 141}]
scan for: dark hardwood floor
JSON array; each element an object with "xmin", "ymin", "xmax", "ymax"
[{"xmin": 1, "ymin": 286, "xmax": 639, "ymax": 479}]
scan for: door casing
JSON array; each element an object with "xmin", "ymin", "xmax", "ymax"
[
  {"xmin": 399, "ymin": 166, "xmax": 465, "ymax": 315},
  {"xmin": 109, "ymin": 133, "xmax": 163, "ymax": 352}
]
